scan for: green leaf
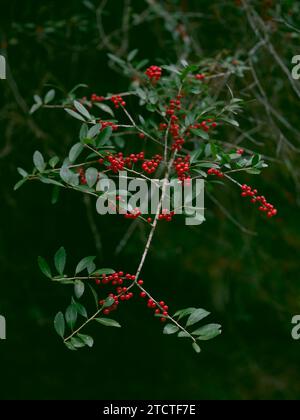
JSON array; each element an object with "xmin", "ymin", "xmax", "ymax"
[
  {"xmin": 173, "ymin": 307, "xmax": 196, "ymax": 320},
  {"xmin": 178, "ymin": 331, "xmax": 190, "ymax": 338},
  {"xmin": 193, "ymin": 324, "xmax": 222, "ymax": 340},
  {"xmin": 186, "ymin": 308, "xmax": 210, "ymax": 327},
  {"xmin": 192, "ymin": 342, "xmax": 201, "ymax": 354},
  {"xmin": 73, "ymin": 100, "xmax": 91, "ymax": 120},
  {"xmin": 229, "ymin": 153, "xmax": 241, "ymax": 160},
  {"xmin": 180, "ymin": 64, "xmax": 198, "ymax": 81},
  {"xmin": 95, "ymin": 318, "xmax": 121, "ymax": 328},
  {"xmin": 75, "ymin": 256, "xmax": 96, "ymax": 274},
  {"xmin": 74, "ymin": 279, "xmax": 85, "ymax": 299},
  {"xmin": 49, "ymin": 156, "xmax": 60, "ymax": 168},
  {"xmin": 87, "ymin": 123, "xmax": 101, "ymax": 139},
  {"xmin": 64, "ymin": 341, "xmax": 77, "ymax": 351},
  {"xmin": 33, "ymin": 94, "xmax": 42, "ymax": 105},
  {"xmin": 70, "ymin": 337, "xmax": 86, "ymax": 348},
  {"xmin": 127, "ymin": 48, "xmax": 138, "ymax": 62},
  {"xmin": 83, "ymin": 1, "xmax": 95, "ymax": 11},
  {"xmin": 136, "ymin": 88, "xmax": 147, "ymax": 101},
  {"xmin": 38, "ymin": 256, "xmax": 52, "ymax": 279},
  {"xmin": 33, "ymin": 150, "xmax": 46, "ymax": 172},
  {"xmin": 251, "ymin": 154, "xmax": 260, "ymax": 167},
  {"xmin": 246, "ymin": 168, "xmax": 261, "ymax": 175},
  {"xmin": 54, "ymin": 246, "xmax": 66, "ymax": 275},
  {"xmin": 96, "ymin": 126, "xmax": 113, "ymax": 147},
  {"xmin": 69, "ymin": 142, "xmax": 84, "ymax": 163},
  {"xmin": 107, "ymin": 53, "xmax": 125, "ymax": 66},
  {"xmin": 92, "ymin": 268, "xmax": 115, "ymax": 276},
  {"xmin": 68, "ymin": 83, "xmax": 89, "ymax": 95},
  {"xmin": 54, "ymin": 312, "xmax": 65, "ymax": 338},
  {"xmin": 194, "ymin": 162, "xmax": 220, "ymax": 169},
  {"xmin": 65, "ymin": 304, "xmax": 77, "ymax": 329},
  {"xmin": 189, "ymin": 149, "xmax": 203, "ymax": 163},
  {"xmin": 163, "ymin": 324, "xmax": 179, "ymax": 334},
  {"xmin": 205, "ymin": 143, "xmax": 212, "ymax": 157},
  {"xmin": 222, "ymin": 117, "xmax": 239, "ymax": 127},
  {"xmin": 71, "ymin": 298, "xmax": 88, "ymax": 318},
  {"xmin": 14, "ymin": 178, "xmax": 27, "ymax": 191},
  {"xmin": 59, "ymin": 164, "xmax": 79, "ymax": 186},
  {"xmin": 87, "ymin": 261, "xmax": 96, "ymax": 275},
  {"xmin": 65, "ymin": 108, "xmax": 86, "ymax": 122},
  {"xmin": 103, "ymin": 296, "xmax": 115, "ymax": 308},
  {"xmin": 17, "ymin": 167, "xmax": 28, "ymax": 178},
  {"xmin": 79, "ymin": 123, "xmax": 89, "ymax": 140},
  {"xmin": 77, "ymin": 333, "xmax": 94, "ymax": 347},
  {"xmin": 148, "ymin": 90, "xmax": 158, "ymax": 104},
  {"xmin": 94, "ymin": 103, "xmax": 114, "ymax": 117},
  {"xmin": 39, "ymin": 177, "xmax": 64, "ymax": 187},
  {"xmin": 190, "ymin": 129, "xmax": 209, "ymax": 141},
  {"xmin": 44, "ymin": 89, "xmax": 55, "ymax": 104},
  {"xmin": 85, "ymin": 167, "xmax": 98, "ymax": 188},
  {"xmin": 88, "ymin": 284, "xmax": 99, "ymax": 309},
  {"xmin": 29, "ymin": 103, "xmax": 42, "ymax": 114}
]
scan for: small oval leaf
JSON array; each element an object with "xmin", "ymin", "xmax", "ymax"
[
  {"xmin": 69, "ymin": 142, "xmax": 84, "ymax": 163},
  {"xmin": 77, "ymin": 333, "xmax": 94, "ymax": 347},
  {"xmin": 38, "ymin": 256, "xmax": 52, "ymax": 279},
  {"xmin": 33, "ymin": 151, "xmax": 46, "ymax": 172},
  {"xmin": 186, "ymin": 308, "xmax": 210, "ymax": 327},
  {"xmin": 74, "ymin": 100, "xmax": 91, "ymax": 120},
  {"xmin": 54, "ymin": 312, "xmax": 65, "ymax": 338},
  {"xmin": 95, "ymin": 318, "xmax": 121, "ymax": 328},
  {"xmin": 74, "ymin": 280, "xmax": 85, "ymax": 299},
  {"xmin": 54, "ymin": 246, "xmax": 66, "ymax": 275},
  {"xmin": 75, "ymin": 256, "xmax": 96, "ymax": 274},
  {"xmin": 192, "ymin": 342, "xmax": 201, "ymax": 354},
  {"xmin": 163, "ymin": 323, "xmax": 179, "ymax": 335},
  {"xmin": 65, "ymin": 305, "xmax": 77, "ymax": 329}
]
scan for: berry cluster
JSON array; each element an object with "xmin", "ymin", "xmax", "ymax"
[
  {"xmin": 189, "ymin": 119, "xmax": 217, "ymax": 133},
  {"xmin": 124, "ymin": 208, "xmax": 141, "ymax": 219},
  {"xmin": 141, "ymin": 154, "xmax": 163, "ymax": 174},
  {"xmin": 96, "ymin": 271, "xmax": 135, "ymax": 315},
  {"xmin": 110, "ymin": 95, "xmax": 126, "ymax": 108},
  {"xmin": 163, "ymin": 96, "xmax": 187, "ymax": 151},
  {"xmin": 99, "ymin": 120, "xmax": 118, "ymax": 131},
  {"xmin": 241, "ymin": 184, "xmax": 277, "ymax": 218},
  {"xmin": 94, "ymin": 271, "xmax": 169, "ymax": 322},
  {"xmin": 78, "ymin": 167, "xmax": 87, "ymax": 185},
  {"xmin": 99, "ymin": 152, "xmax": 145, "ymax": 173},
  {"xmin": 195, "ymin": 73, "xmax": 205, "ymax": 80},
  {"xmin": 237, "ymin": 148, "xmax": 244, "ymax": 155},
  {"xmin": 207, "ymin": 168, "xmax": 224, "ymax": 178},
  {"xmin": 98, "ymin": 152, "xmax": 164, "ymax": 175},
  {"xmin": 166, "ymin": 97, "xmax": 182, "ymax": 116},
  {"xmin": 145, "ymin": 65, "xmax": 162, "ymax": 81},
  {"xmin": 91, "ymin": 93, "xmax": 105, "ymax": 102},
  {"xmin": 173, "ymin": 156, "xmax": 191, "ymax": 183},
  {"xmin": 140, "ymin": 290, "xmax": 169, "ymax": 322},
  {"xmin": 158, "ymin": 209, "xmax": 175, "ymax": 222}
]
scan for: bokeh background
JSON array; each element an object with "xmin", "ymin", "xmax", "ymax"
[{"xmin": 1, "ymin": 0, "xmax": 300, "ymax": 400}]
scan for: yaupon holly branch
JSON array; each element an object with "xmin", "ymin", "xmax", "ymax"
[{"xmin": 16, "ymin": 59, "xmax": 277, "ymax": 353}]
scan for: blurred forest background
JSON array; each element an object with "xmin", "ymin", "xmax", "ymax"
[{"xmin": 1, "ymin": 0, "xmax": 300, "ymax": 400}]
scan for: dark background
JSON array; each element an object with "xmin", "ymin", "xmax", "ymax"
[{"xmin": 1, "ymin": 0, "xmax": 300, "ymax": 400}]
